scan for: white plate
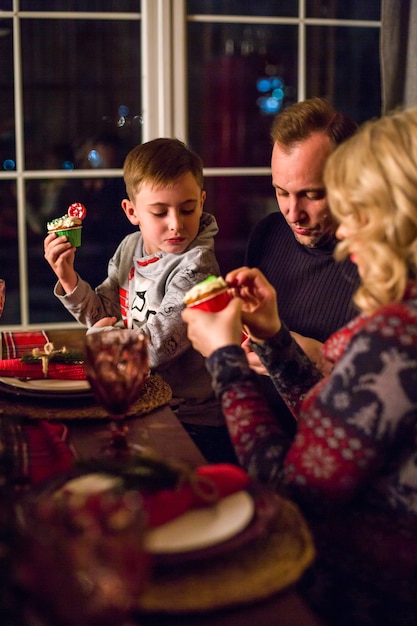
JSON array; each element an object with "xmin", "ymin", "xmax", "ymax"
[
  {"xmin": 145, "ymin": 490, "xmax": 255, "ymax": 554},
  {"xmin": 0, "ymin": 376, "xmax": 91, "ymax": 395}
]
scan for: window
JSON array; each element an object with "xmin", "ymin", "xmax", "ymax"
[{"xmin": 0, "ymin": 0, "xmax": 381, "ymax": 328}]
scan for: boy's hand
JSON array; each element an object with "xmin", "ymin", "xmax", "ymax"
[
  {"xmin": 44, "ymin": 233, "xmax": 77, "ymax": 294},
  {"xmin": 92, "ymin": 317, "xmax": 118, "ymax": 328}
]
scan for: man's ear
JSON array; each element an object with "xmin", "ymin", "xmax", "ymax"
[{"xmin": 121, "ymin": 199, "xmax": 140, "ymax": 226}]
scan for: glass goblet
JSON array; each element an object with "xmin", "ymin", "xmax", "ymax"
[
  {"xmin": 0, "ymin": 279, "xmax": 5, "ymax": 318},
  {"xmin": 15, "ymin": 479, "xmax": 150, "ymax": 626},
  {"xmin": 84, "ymin": 329, "xmax": 149, "ymax": 455}
]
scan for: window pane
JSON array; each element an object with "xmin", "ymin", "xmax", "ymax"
[
  {"xmin": 26, "ymin": 175, "xmax": 133, "ymax": 324},
  {"xmin": 20, "ymin": 0, "xmax": 140, "ymax": 11},
  {"xmin": 188, "ymin": 23, "xmax": 297, "ymax": 167},
  {"xmin": 306, "ymin": 26, "xmax": 381, "ymax": 122},
  {"xmin": 187, "ymin": 0, "xmax": 297, "ymax": 17},
  {"xmin": 0, "ymin": 181, "xmax": 20, "ymax": 324},
  {"xmin": 306, "ymin": 0, "xmax": 380, "ymax": 20},
  {"xmin": 204, "ymin": 175, "xmax": 275, "ymax": 274},
  {"xmin": 21, "ymin": 18, "xmax": 142, "ymax": 170},
  {"xmin": 0, "ymin": 19, "xmax": 15, "ymax": 172}
]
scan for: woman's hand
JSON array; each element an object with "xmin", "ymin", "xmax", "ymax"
[
  {"xmin": 226, "ymin": 267, "xmax": 281, "ymax": 342},
  {"xmin": 182, "ymin": 297, "xmax": 243, "ymax": 357}
]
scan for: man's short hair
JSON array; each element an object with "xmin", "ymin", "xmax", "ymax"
[{"xmin": 271, "ymin": 97, "xmax": 358, "ymax": 150}]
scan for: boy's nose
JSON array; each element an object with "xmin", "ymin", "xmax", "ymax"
[{"xmin": 169, "ymin": 214, "xmax": 183, "ymax": 231}]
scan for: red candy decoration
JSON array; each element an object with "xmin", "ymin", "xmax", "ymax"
[{"xmin": 68, "ymin": 202, "xmax": 87, "ymax": 220}]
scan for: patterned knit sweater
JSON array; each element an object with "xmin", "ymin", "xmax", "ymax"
[{"xmin": 206, "ymin": 282, "xmax": 417, "ymax": 626}]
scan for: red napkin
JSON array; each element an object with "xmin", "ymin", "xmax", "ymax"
[
  {"xmin": 0, "ymin": 420, "xmax": 75, "ymax": 488},
  {"xmin": 0, "ymin": 359, "xmax": 86, "ymax": 380},
  {"xmin": 1, "ymin": 330, "xmax": 49, "ymax": 359},
  {"xmin": 25, "ymin": 422, "xmax": 76, "ymax": 483},
  {"xmin": 0, "ymin": 331, "xmax": 86, "ymax": 380},
  {"xmin": 142, "ymin": 463, "xmax": 250, "ymax": 527}
]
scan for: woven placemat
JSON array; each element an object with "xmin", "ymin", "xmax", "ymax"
[
  {"xmin": 0, "ymin": 374, "xmax": 172, "ymax": 420},
  {"xmin": 138, "ymin": 493, "xmax": 315, "ymax": 614}
]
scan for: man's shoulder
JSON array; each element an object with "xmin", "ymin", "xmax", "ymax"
[
  {"xmin": 246, "ymin": 212, "xmax": 289, "ymax": 264},
  {"xmin": 251, "ymin": 211, "xmax": 284, "ymax": 233},
  {"xmin": 250, "ymin": 212, "xmax": 289, "ymax": 244}
]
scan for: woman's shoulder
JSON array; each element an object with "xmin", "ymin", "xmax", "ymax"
[
  {"xmin": 368, "ymin": 299, "xmax": 417, "ymax": 330},
  {"xmin": 325, "ymin": 300, "xmax": 417, "ymax": 363}
]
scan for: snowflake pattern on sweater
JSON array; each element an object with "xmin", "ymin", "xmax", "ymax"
[{"xmin": 206, "ymin": 282, "xmax": 417, "ymax": 626}]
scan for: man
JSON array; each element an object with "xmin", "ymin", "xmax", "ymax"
[{"xmin": 245, "ymin": 97, "xmax": 360, "ymax": 432}]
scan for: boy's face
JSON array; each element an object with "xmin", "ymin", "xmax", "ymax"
[{"xmin": 122, "ymin": 172, "xmax": 206, "ymax": 255}]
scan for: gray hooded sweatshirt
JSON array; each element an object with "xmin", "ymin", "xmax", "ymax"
[{"xmin": 54, "ymin": 212, "xmax": 224, "ymax": 426}]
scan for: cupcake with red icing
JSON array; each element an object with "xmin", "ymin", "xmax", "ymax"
[
  {"xmin": 183, "ymin": 275, "xmax": 231, "ymax": 312},
  {"xmin": 47, "ymin": 202, "xmax": 87, "ymax": 247}
]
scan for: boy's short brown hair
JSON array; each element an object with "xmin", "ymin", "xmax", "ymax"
[{"xmin": 123, "ymin": 137, "xmax": 204, "ymax": 200}]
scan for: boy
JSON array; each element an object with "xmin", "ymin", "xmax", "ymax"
[{"xmin": 44, "ymin": 137, "xmax": 236, "ymax": 463}]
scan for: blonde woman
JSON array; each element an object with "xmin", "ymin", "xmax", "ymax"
[{"xmin": 182, "ymin": 108, "xmax": 417, "ymax": 626}]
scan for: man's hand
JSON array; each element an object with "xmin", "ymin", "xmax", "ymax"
[
  {"xmin": 242, "ymin": 330, "xmax": 333, "ymax": 377},
  {"xmin": 290, "ymin": 332, "xmax": 333, "ymax": 375},
  {"xmin": 241, "ymin": 336, "xmax": 269, "ymax": 375}
]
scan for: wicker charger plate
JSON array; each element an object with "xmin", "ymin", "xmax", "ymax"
[
  {"xmin": 0, "ymin": 374, "xmax": 172, "ymax": 420},
  {"xmin": 138, "ymin": 493, "xmax": 315, "ymax": 614}
]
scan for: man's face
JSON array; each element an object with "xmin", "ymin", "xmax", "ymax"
[
  {"xmin": 271, "ymin": 133, "xmax": 338, "ymax": 247},
  {"xmin": 122, "ymin": 172, "xmax": 205, "ymax": 255}
]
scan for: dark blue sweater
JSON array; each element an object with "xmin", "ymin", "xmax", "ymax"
[
  {"xmin": 245, "ymin": 211, "xmax": 360, "ymax": 432},
  {"xmin": 246, "ymin": 212, "xmax": 359, "ymax": 340}
]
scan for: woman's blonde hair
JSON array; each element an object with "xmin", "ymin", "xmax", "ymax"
[{"xmin": 324, "ymin": 107, "xmax": 417, "ymax": 314}]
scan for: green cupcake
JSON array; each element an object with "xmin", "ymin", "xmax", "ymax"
[{"xmin": 47, "ymin": 203, "xmax": 87, "ymax": 248}]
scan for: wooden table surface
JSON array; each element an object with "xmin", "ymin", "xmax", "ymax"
[
  {"xmin": 10, "ymin": 328, "xmax": 326, "ymax": 626},
  {"xmin": 68, "ymin": 403, "xmax": 206, "ymax": 468},
  {"xmin": 137, "ymin": 591, "xmax": 325, "ymax": 626}
]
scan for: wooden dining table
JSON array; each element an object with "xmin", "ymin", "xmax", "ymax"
[{"xmin": 1, "ymin": 328, "xmax": 326, "ymax": 626}]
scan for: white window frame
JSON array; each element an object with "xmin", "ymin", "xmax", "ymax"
[{"xmin": 1, "ymin": 0, "xmax": 380, "ymax": 330}]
